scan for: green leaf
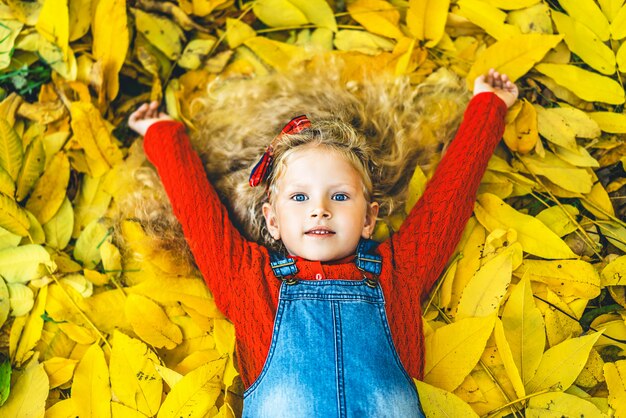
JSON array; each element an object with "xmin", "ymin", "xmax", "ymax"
[
  {"xmin": 0, "ymin": 354, "xmax": 11, "ymax": 406},
  {"xmin": 0, "ymin": 118, "xmax": 23, "ymax": 182}
]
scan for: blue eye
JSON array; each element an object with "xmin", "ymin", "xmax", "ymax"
[
  {"xmin": 332, "ymin": 193, "xmax": 349, "ymax": 201},
  {"xmin": 291, "ymin": 193, "xmax": 308, "ymax": 202}
]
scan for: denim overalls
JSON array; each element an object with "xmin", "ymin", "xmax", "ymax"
[{"xmin": 243, "ymin": 240, "xmax": 425, "ymax": 417}]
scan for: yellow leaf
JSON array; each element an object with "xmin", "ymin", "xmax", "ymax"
[
  {"xmin": 601, "ymin": 255, "xmax": 626, "ymax": 286},
  {"xmin": 0, "ymin": 360, "xmax": 48, "ymax": 417},
  {"xmin": 99, "ymin": 240, "xmax": 121, "ymax": 279},
  {"xmin": 484, "ymin": 0, "xmax": 539, "ymax": 9},
  {"xmin": 0, "ymin": 192, "xmax": 29, "ymax": 236},
  {"xmin": 59, "ymin": 322, "xmax": 97, "ymax": 344},
  {"xmin": 288, "ymin": 0, "xmax": 337, "ymax": 32},
  {"xmin": 178, "ymin": 39, "xmax": 216, "ymax": 70},
  {"xmin": 424, "ymin": 314, "xmax": 495, "ymax": 392},
  {"xmin": 589, "ymin": 111, "xmax": 626, "ymax": 133},
  {"xmin": 552, "ymin": 11, "xmax": 616, "ymax": 75},
  {"xmin": 526, "ymin": 391, "xmax": 605, "ymax": 417},
  {"xmin": 92, "ymin": 0, "xmax": 128, "ymax": 102},
  {"xmin": 466, "ymin": 33, "xmax": 562, "ymax": 88},
  {"xmin": 334, "ymin": 30, "xmax": 396, "ymax": 55},
  {"xmin": 347, "ymin": 0, "xmax": 404, "ymax": 39},
  {"xmin": 535, "ymin": 204, "xmax": 579, "ymax": 237},
  {"xmin": 526, "ymin": 332, "xmax": 602, "ymax": 393},
  {"xmin": 0, "ymin": 244, "xmax": 54, "ymax": 284},
  {"xmin": 35, "ymin": 0, "xmax": 69, "ymax": 61},
  {"xmin": 618, "ymin": 40, "xmax": 626, "ymax": 72},
  {"xmin": 69, "ymin": 101, "xmax": 124, "ymax": 177},
  {"xmin": 516, "ymin": 259, "xmax": 601, "ymax": 299},
  {"xmin": 111, "ymin": 402, "xmax": 150, "ymax": 418},
  {"xmin": 507, "ymin": 3, "xmax": 553, "ymax": 34},
  {"xmin": 24, "ymin": 151, "xmax": 69, "ymax": 225},
  {"xmin": 8, "ymin": 282, "xmax": 34, "ymax": 317},
  {"xmin": 414, "ymin": 379, "xmax": 479, "ymax": 417},
  {"xmin": 43, "ymin": 357, "xmax": 78, "ymax": 389},
  {"xmin": 553, "ymin": 143, "xmax": 600, "ymax": 168},
  {"xmin": 604, "ymin": 360, "xmax": 626, "ymax": 416},
  {"xmin": 404, "ymin": 164, "xmax": 427, "ymax": 213},
  {"xmin": 518, "ymin": 152, "xmax": 594, "ymax": 194},
  {"xmin": 110, "ymin": 331, "xmax": 162, "ymax": 416},
  {"xmin": 226, "ymin": 18, "xmax": 256, "ymax": 49},
  {"xmin": 474, "ymin": 193, "xmax": 578, "ymax": 259},
  {"xmin": 68, "ymin": 0, "xmax": 92, "ymax": 41},
  {"xmin": 535, "ymin": 63, "xmax": 625, "ymax": 104},
  {"xmin": 0, "ymin": 277, "xmax": 8, "ymax": 328},
  {"xmin": 38, "ymin": 36, "xmax": 77, "ymax": 80},
  {"xmin": 501, "ymin": 276, "xmax": 545, "ymax": 385},
  {"xmin": 154, "ymin": 364, "xmax": 183, "ymax": 389},
  {"xmin": 536, "ymin": 106, "xmax": 601, "ymax": 151},
  {"xmin": 406, "ymin": 0, "xmax": 450, "ymax": 47},
  {"xmin": 125, "ymin": 294, "xmax": 182, "ymax": 349},
  {"xmin": 72, "ymin": 173, "xmax": 112, "ymax": 238},
  {"xmin": 502, "ymin": 99, "xmax": 538, "ymax": 153},
  {"xmin": 0, "ymin": 19, "xmax": 23, "ymax": 70},
  {"xmin": 43, "ymin": 196, "xmax": 74, "ymax": 250},
  {"xmin": 45, "ymin": 398, "xmax": 79, "ymax": 417},
  {"xmin": 243, "ymin": 37, "xmax": 306, "ymax": 71},
  {"xmin": 559, "ymin": 0, "xmax": 611, "ymax": 41},
  {"xmin": 73, "ymin": 220, "xmax": 109, "ymax": 269},
  {"xmin": 15, "ymin": 136, "xmax": 44, "ymax": 201},
  {"xmin": 446, "ymin": 220, "xmax": 486, "ymax": 316},
  {"xmin": 493, "ymin": 319, "xmax": 525, "ymax": 398},
  {"xmin": 582, "ymin": 181, "xmax": 616, "ymax": 220},
  {"xmin": 598, "ymin": 221, "xmax": 626, "ymax": 253},
  {"xmin": 213, "ymin": 318, "xmax": 235, "ymax": 356},
  {"xmin": 456, "ymin": 244, "xmax": 519, "ymax": 319},
  {"xmin": 133, "ymin": 8, "xmax": 185, "ymax": 60},
  {"xmin": 610, "ymin": 3, "xmax": 626, "ymax": 39},
  {"xmin": 156, "ymin": 361, "xmax": 224, "ymax": 418},
  {"xmin": 0, "ymin": 165, "xmax": 15, "ymax": 197},
  {"xmin": 0, "ymin": 117, "xmax": 23, "ymax": 181},
  {"xmin": 455, "ymin": 0, "xmax": 520, "ymax": 40},
  {"xmin": 13, "ymin": 286, "xmax": 47, "ymax": 366},
  {"xmin": 252, "ymin": 0, "xmax": 308, "ymax": 27},
  {"xmin": 127, "ymin": 275, "xmax": 219, "ymax": 318},
  {"xmin": 71, "ymin": 343, "xmax": 112, "ymax": 418}
]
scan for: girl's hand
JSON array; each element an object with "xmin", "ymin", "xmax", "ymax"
[
  {"xmin": 473, "ymin": 69, "xmax": 519, "ymax": 108},
  {"xmin": 128, "ymin": 101, "xmax": 173, "ymax": 137}
]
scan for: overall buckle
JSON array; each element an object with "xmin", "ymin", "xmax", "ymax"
[{"xmin": 269, "ymin": 252, "xmax": 299, "ymax": 284}]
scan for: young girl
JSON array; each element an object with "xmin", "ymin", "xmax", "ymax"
[{"xmin": 128, "ymin": 68, "xmax": 518, "ymax": 417}]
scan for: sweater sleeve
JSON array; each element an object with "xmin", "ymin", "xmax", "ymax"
[
  {"xmin": 142, "ymin": 120, "xmax": 268, "ymax": 319},
  {"xmin": 383, "ymin": 92, "xmax": 508, "ymax": 297}
]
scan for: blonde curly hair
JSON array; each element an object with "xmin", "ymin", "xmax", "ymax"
[{"xmin": 117, "ymin": 60, "xmax": 471, "ymax": 258}]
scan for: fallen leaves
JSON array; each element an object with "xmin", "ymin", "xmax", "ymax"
[{"xmin": 0, "ymin": 0, "xmax": 623, "ymax": 416}]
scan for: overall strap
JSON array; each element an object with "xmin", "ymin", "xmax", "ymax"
[
  {"xmin": 269, "ymin": 252, "xmax": 298, "ymax": 284},
  {"xmin": 355, "ymin": 238, "xmax": 382, "ymax": 275}
]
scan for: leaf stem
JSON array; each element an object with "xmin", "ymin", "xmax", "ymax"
[{"xmin": 483, "ymin": 388, "xmax": 552, "ymax": 418}]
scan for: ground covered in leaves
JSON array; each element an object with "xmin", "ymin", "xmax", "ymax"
[{"xmin": 0, "ymin": 0, "xmax": 625, "ymax": 417}]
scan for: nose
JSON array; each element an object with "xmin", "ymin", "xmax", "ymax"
[{"xmin": 310, "ymin": 200, "xmax": 332, "ymax": 219}]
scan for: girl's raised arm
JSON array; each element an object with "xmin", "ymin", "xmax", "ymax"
[
  {"xmin": 130, "ymin": 104, "xmax": 268, "ymax": 319},
  {"xmin": 384, "ymin": 70, "xmax": 517, "ymax": 297}
]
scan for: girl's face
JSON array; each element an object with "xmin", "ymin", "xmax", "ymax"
[{"xmin": 262, "ymin": 146, "xmax": 379, "ymax": 262}]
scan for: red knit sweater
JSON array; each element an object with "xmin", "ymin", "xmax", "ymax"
[{"xmin": 143, "ymin": 92, "xmax": 507, "ymax": 389}]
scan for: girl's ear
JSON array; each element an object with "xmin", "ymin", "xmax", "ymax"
[
  {"xmin": 362, "ymin": 201, "xmax": 379, "ymax": 239},
  {"xmin": 262, "ymin": 202, "xmax": 281, "ymax": 240}
]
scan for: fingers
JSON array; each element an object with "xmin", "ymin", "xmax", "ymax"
[{"xmin": 129, "ymin": 101, "xmax": 161, "ymax": 122}]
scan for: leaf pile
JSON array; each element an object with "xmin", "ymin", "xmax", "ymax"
[{"xmin": 0, "ymin": 0, "xmax": 625, "ymax": 416}]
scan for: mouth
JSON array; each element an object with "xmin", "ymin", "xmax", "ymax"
[{"xmin": 305, "ymin": 227, "xmax": 336, "ymax": 236}]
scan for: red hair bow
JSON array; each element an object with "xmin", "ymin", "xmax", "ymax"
[{"xmin": 249, "ymin": 115, "xmax": 311, "ymax": 187}]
